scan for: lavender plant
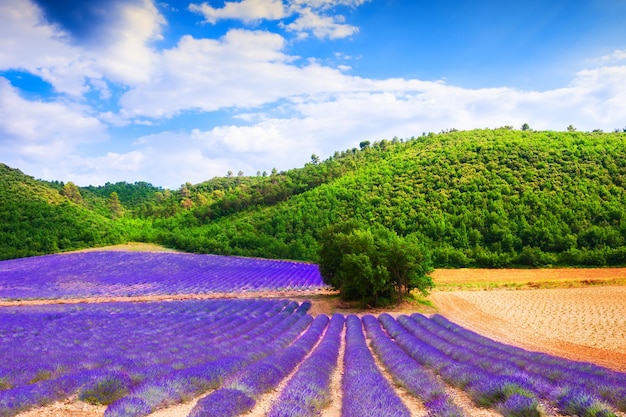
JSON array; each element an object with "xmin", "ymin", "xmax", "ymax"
[
  {"xmin": 363, "ymin": 314, "xmax": 464, "ymax": 417},
  {"xmin": 188, "ymin": 388, "xmax": 256, "ymax": 417},
  {"xmin": 342, "ymin": 315, "xmax": 410, "ymax": 417},
  {"xmin": 268, "ymin": 313, "xmax": 344, "ymax": 417},
  {"xmin": 188, "ymin": 315, "xmax": 328, "ymax": 417},
  {"xmin": 0, "ymin": 251, "xmax": 325, "ymax": 300}
]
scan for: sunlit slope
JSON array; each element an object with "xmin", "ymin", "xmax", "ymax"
[
  {"xmin": 163, "ymin": 129, "xmax": 626, "ymax": 267},
  {"xmin": 0, "ymin": 164, "xmax": 126, "ymax": 259}
]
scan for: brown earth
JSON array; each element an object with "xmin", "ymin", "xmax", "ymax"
[
  {"xmin": 429, "ymin": 286, "xmax": 626, "ymax": 372},
  {"xmin": 432, "ymin": 267, "xmax": 626, "ymax": 289}
]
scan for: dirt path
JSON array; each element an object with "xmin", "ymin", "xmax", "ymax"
[
  {"xmin": 429, "ymin": 286, "xmax": 626, "ymax": 372},
  {"xmin": 0, "ymin": 290, "xmax": 338, "ymax": 308}
]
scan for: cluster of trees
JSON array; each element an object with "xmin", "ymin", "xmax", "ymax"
[{"xmin": 318, "ymin": 222, "xmax": 433, "ymax": 306}]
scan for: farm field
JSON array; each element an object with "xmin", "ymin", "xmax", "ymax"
[
  {"xmin": 431, "ymin": 268, "xmax": 626, "ymax": 290},
  {"xmin": 430, "ymin": 286, "xmax": 626, "ymax": 373},
  {"xmin": 1, "ymin": 251, "xmax": 626, "ymax": 417},
  {"xmin": 0, "ymin": 251, "xmax": 325, "ymax": 301}
]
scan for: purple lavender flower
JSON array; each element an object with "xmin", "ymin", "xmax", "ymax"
[
  {"xmin": 0, "ymin": 252, "xmax": 326, "ymax": 300},
  {"xmin": 342, "ymin": 315, "xmax": 410, "ymax": 417},
  {"xmin": 188, "ymin": 388, "xmax": 255, "ymax": 417},
  {"xmin": 104, "ymin": 397, "xmax": 152, "ymax": 417},
  {"xmin": 496, "ymin": 393, "xmax": 541, "ymax": 417},
  {"xmin": 78, "ymin": 371, "xmax": 132, "ymax": 405},
  {"xmin": 556, "ymin": 389, "xmax": 617, "ymax": 417}
]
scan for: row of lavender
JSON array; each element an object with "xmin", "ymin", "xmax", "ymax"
[
  {"xmin": 0, "ymin": 299, "xmax": 314, "ymax": 417},
  {"xmin": 1, "ymin": 300, "xmax": 625, "ymax": 417},
  {"xmin": 0, "ymin": 252, "xmax": 325, "ymax": 300}
]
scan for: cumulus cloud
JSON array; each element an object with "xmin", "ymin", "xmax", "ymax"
[
  {"xmin": 0, "ymin": 0, "xmax": 164, "ymax": 95},
  {"xmin": 117, "ymin": 29, "xmax": 370, "ymax": 119},
  {"xmin": 89, "ymin": 0, "xmax": 165, "ymax": 85},
  {"xmin": 189, "ymin": 0, "xmax": 287, "ymax": 24},
  {"xmin": 0, "ymin": 0, "xmax": 94, "ymax": 96},
  {"xmin": 0, "ymin": 77, "xmax": 111, "ymax": 182},
  {"xmin": 282, "ymin": 7, "xmax": 359, "ymax": 39},
  {"xmin": 190, "ymin": 0, "xmax": 364, "ymax": 39},
  {"xmin": 588, "ymin": 49, "xmax": 626, "ymax": 65},
  {"xmin": 0, "ymin": 78, "xmax": 107, "ymax": 155}
]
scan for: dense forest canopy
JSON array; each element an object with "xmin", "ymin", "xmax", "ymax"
[{"xmin": 2, "ymin": 128, "xmax": 626, "ymax": 266}]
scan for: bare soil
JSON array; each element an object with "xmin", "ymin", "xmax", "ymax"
[
  {"xmin": 432, "ymin": 267, "xmax": 626, "ymax": 289},
  {"xmin": 429, "ymin": 286, "xmax": 626, "ymax": 372}
]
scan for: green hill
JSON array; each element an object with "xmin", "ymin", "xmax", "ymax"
[
  {"xmin": 2, "ymin": 128, "xmax": 626, "ymax": 266},
  {"xmin": 152, "ymin": 129, "xmax": 626, "ymax": 267},
  {"xmin": 0, "ymin": 164, "xmax": 128, "ymax": 260}
]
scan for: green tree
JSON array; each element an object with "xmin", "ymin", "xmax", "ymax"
[
  {"xmin": 60, "ymin": 181, "xmax": 83, "ymax": 204},
  {"xmin": 318, "ymin": 222, "xmax": 433, "ymax": 306},
  {"xmin": 108, "ymin": 192, "xmax": 124, "ymax": 219}
]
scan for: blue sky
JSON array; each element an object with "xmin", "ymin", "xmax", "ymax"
[{"xmin": 1, "ymin": 0, "xmax": 625, "ymax": 188}]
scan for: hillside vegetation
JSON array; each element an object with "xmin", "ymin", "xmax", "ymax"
[
  {"xmin": 2, "ymin": 128, "xmax": 626, "ymax": 266},
  {"xmin": 0, "ymin": 164, "xmax": 130, "ymax": 260}
]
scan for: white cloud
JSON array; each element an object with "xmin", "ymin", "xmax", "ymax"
[
  {"xmin": 190, "ymin": 0, "xmax": 363, "ymax": 39},
  {"xmin": 0, "ymin": 77, "xmax": 111, "ymax": 182},
  {"xmin": 282, "ymin": 6, "xmax": 358, "ymax": 39},
  {"xmin": 0, "ymin": 78, "xmax": 107, "ymax": 157},
  {"xmin": 588, "ymin": 49, "xmax": 626, "ymax": 65},
  {"xmin": 90, "ymin": 0, "xmax": 165, "ymax": 85},
  {"xmin": 189, "ymin": 0, "xmax": 287, "ymax": 24},
  {"xmin": 0, "ymin": 0, "xmax": 94, "ymax": 96},
  {"xmin": 0, "ymin": 0, "xmax": 164, "ymax": 95},
  {"xmin": 117, "ymin": 29, "xmax": 369, "ymax": 119}
]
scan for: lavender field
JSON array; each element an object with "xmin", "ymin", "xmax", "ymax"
[
  {"xmin": 0, "ymin": 252, "xmax": 325, "ymax": 300},
  {"xmin": 1, "ymin": 253, "xmax": 625, "ymax": 417},
  {"xmin": 0, "ymin": 299, "xmax": 625, "ymax": 417}
]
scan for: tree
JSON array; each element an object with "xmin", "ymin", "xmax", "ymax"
[
  {"xmin": 521, "ymin": 123, "xmax": 530, "ymax": 131},
  {"xmin": 60, "ymin": 182, "xmax": 83, "ymax": 204},
  {"xmin": 318, "ymin": 222, "xmax": 433, "ymax": 306},
  {"xmin": 108, "ymin": 192, "xmax": 124, "ymax": 219}
]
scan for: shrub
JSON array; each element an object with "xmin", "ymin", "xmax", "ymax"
[{"xmin": 79, "ymin": 372, "xmax": 132, "ymax": 405}]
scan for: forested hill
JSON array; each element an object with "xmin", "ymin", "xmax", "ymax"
[
  {"xmin": 0, "ymin": 164, "xmax": 127, "ymax": 260},
  {"xmin": 2, "ymin": 128, "xmax": 626, "ymax": 266},
  {"xmin": 153, "ymin": 129, "xmax": 626, "ymax": 267}
]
